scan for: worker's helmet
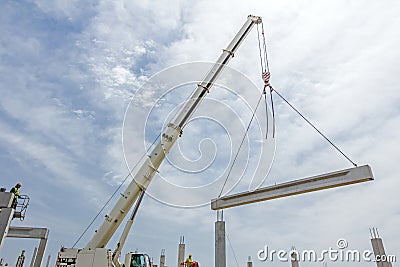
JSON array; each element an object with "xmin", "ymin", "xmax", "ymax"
[
  {"xmin": 16, "ymin": 182, "xmax": 22, "ymax": 187},
  {"xmin": 189, "ymin": 254, "xmax": 192, "ymax": 257}
]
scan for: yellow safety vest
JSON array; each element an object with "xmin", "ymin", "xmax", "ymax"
[{"xmin": 11, "ymin": 187, "xmax": 20, "ymax": 199}]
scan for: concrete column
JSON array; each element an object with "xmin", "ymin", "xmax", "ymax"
[
  {"xmin": 34, "ymin": 235, "xmax": 48, "ymax": 267},
  {"xmin": 45, "ymin": 255, "xmax": 51, "ymax": 267},
  {"xmin": 247, "ymin": 256, "xmax": 252, "ymax": 267},
  {"xmin": 160, "ymin": 249, "xmax": 166, "ymax": 267},
  {"xmin": 215, "ymin": 211, "xmax": 226, "ymax": 267},
  {"xmin": 371, "ymin": 238, "xmax": 386, "ymax": 267},
  {"xmin": 29, "ymin": 247, "xmax": 38, "ymax": 267},
  {"xmin": 178, "ymin": 236, "xmax": 185, "ymax": 267},
  {"xmin": 0, "ymin": 208, "xmax": 14, "ymax": 252},
  {"xmin": 291, "ymin": 251, "xmax": 299, "ymax": 267},
  {"xmin": 370, "ymin": 228, "xmax": 392, "ymax": 267},
  {"xmin": 0, "ymin": 192, "xmax": 15, "ymax": 253},
  {"xmin": 16, "ymin": 250, "xmax": 26, "ymax": 267}
]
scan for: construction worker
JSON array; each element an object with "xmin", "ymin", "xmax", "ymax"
[
  {"xmin": 185, "ymin": 254, "xmax": 193, "ymax": 267},
  {"xmin": 10, "ymin": 182, "xmax": 22, "ymax": 209}
]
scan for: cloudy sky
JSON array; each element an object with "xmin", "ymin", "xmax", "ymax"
[{"xmin": 1, "ymin": 0, "xmax": 399, "ymax": 266}]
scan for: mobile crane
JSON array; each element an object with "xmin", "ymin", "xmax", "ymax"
[{"xmin": 56, "ymin": 15, "xmax": 263, "ymax": 267}]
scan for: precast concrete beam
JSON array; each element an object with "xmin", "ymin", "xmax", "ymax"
[
  {"xmin": 7, "ymin": 227, "xmax": 49, "ymax": 239},
  {"xmin": 211, "ymin": 165, "xmax": 373, "ymax": 210}
]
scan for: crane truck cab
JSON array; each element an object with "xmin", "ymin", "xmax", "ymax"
[
  {"xmin": 125, "ymin": 253, "xmax": 151, "ymax": 267},
  {"xmin": 56, "ymin": 248, "xmax": 151, "ymax": 267}
]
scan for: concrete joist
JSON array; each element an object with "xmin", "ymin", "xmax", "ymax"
[
  {"xmin": 211, "ymin": 165, "xmax": 373, "ymax": 210},
  {"xmin": 7, "ymin": 227, "xmax": 49, "ymax": 239}
]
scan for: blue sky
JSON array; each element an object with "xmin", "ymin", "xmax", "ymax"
[{"xmin": 1, "ymin": 0, "xmax": 400, "ymax": 266}]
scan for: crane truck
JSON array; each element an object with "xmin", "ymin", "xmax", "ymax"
[{"xmin": 56, "ymin": 15, "xmax": 263, "ymax": 267}]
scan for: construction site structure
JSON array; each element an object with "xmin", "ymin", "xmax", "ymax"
[
  {"xmin": 16, "ymin": 250, "xmax": 26, "ymax": 267},
  {"xmin": 212, "ymin": 165, "xmax": 373, "ymax": 267},
  {"xmin": 159, "ymin": 249, "xmax": 166, "ymax": 267},
  {"xmin": 30, "ymin": 247, "xmax": 38, "ymax": 267},
  {"xmin": 247, "ymin": 256, "xmax": 252, "ymax": 267},
  {"xmin": 370, "ymin": 228, "xmax": 393, "ymax": 267},
  {"xmin": 212, "ymin": 165, "xmax": 373, "ymax": 210},
  {"xmin": 290, "ymin": 247, "xmax": 299, "ymax": 267},
  {"xmin": 45, "ymin": 255, "xmax": 52, "ymax": 267},
  {"xmin": 0, "ymin": 191, "xmax": 14, "ymax": 252},
  {"xmin": 215, "ymin": 211, "xmax": 226, "ymax": 267},
  {"xmin": 0, "ymin": 188, "xmax": 49, "ymax": 267},
  {"xmin": 177, "ymin": 236, "xmax": 185, "ymax": 267}
]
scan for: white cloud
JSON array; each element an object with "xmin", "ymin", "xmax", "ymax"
[{"xmin": 1, "ymin": 1, "xmax": 399, "ymax": 266}]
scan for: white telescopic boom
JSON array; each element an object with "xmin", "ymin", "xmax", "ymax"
[
  {"xmin": 85, "ymin": 15, "xmax": 262, "ymax": 250},
  {"xmin": 112, "ymin": 190, "xmax": 145, "ymax": 266}
]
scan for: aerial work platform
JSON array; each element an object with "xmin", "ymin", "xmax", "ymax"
[{"xmin": 0, "ymin": 190, "xmax": 49, "ymax": 267}]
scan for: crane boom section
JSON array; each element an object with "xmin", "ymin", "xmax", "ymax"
[
  {"xmin": 85, "ymin": 15, "xmax": 262, "ymax": 250},
  {"xmin": 173, "ymin": 15, "xmax": 261, "ymax": 128}
]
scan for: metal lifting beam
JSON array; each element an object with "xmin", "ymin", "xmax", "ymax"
[{"xmin": 211, "ymin": 165, "xmax": 373, "ymax": 210}]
